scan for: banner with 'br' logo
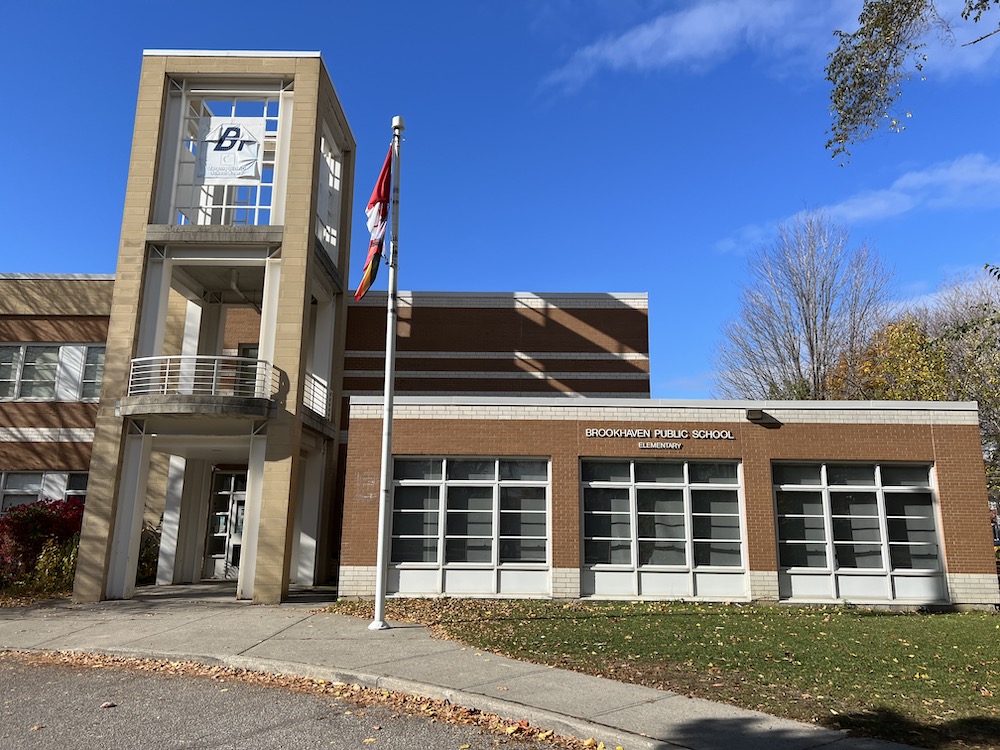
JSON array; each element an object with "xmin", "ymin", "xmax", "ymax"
[{"xmin": 197, "ymin": 118, "xmax": 265, "ymax": 184}]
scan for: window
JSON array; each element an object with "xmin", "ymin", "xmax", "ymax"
[
  {"xmin": 64, "ymin": 473, "xmax": 89, "ymax": 502},
  {"xmin": 1, "ymin": 472, "xmax": 90, "ymax": 515},
  {"xmin": 1, "ymin": 472, "xmax": 44, "ymax": 514},
  {"xmin": 173, "ymin": 88, "xmax": 281, "ymax": 227},
  {"xmin": 390, "ymin": 458, "xmax": 549, "ymax": 567},
  {"xmin": 775, "ymin": 463, "xmax": 939, "ymax": 572},
  {"xmin": 81, "ymin": 346, "xmax": 105, "ymax": 399},
  {"xmin": 0, "ymin": 344, "xmax": 105, "ymax": 401},
  {"xmin": 581, "ymin": 460, "xmax": 743, "ymax": 570}
]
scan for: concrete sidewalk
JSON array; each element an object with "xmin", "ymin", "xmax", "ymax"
[{"xmin": 0, "ymin": 583, "xmax": 912, "ymax": 750}]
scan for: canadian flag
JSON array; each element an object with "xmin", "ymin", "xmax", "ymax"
[{"xmin": 355, "ymin": 146, "xmax": 393, "ymax": 301}]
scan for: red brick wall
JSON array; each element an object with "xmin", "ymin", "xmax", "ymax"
[{"xmin": 341, "ymin": 415, "xmax": 994, "ymax": 576}]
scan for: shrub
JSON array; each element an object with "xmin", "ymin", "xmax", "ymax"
[
  {"xmin": 0, "ymin": 497, "xmax": 85, "ymax": 587},
  {"xmin": 31, "ymin": 534, "xmax": 80, "ymax": 593}
]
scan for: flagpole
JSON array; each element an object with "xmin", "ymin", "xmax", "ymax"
[{"xmin": 369, "ymin": 115, "xmax": 404, "ymax": 631}]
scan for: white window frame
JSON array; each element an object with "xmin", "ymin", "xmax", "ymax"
[
  {"xmin": 169, "ymin": 83, "xmax": 286, "ymax": 227},
  {"xmin": 581, "ymin": 459, "xmax": 746, "ymax": 574},
  {"xmin": 390, "ymin": 457, "xmax": 551, "ymax": 596},
  {"xmin": 773, "ymin": 462, "xmax": 944, "ymax": 603},
  {"xmin": 0, "ymin": 344, "xmax": 104, "ymax": 402},
  {"xmin": 0, "ymin": 471, "xmax": 88, "ymax": 515}
]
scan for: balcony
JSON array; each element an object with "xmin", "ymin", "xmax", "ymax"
[{"xmin": 117, "ymin": 356, "xmax": 280, "ymax": 419}]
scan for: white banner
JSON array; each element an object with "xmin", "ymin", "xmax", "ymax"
[{"xmin": 197, "ymin": 117, "xmax": 264, "ymax": 184}]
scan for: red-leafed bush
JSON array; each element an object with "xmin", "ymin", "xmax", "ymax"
[{"xmin": 0, "ymin": 497, "xmax": 85, "ymax": 587}]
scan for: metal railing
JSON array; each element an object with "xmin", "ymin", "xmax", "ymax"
[
  {"xmin": 302, "ymin": 371, "xmax": 332, "ymax": 419},
  {"xmin": 127, "ymin": 356, "xmax": 279, "ymax": 399}
]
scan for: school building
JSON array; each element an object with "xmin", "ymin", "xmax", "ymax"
[{"xmin": 1, "ymin": 50, "xmax": 996, "ymax": 608}]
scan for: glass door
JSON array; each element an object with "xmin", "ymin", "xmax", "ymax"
[{"xmin": 203, "ymin": 470, "xmax": 247, "ymax": 580}]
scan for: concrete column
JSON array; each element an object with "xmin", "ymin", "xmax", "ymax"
[
  {"xmin": 135, "ymin": 257, "xmax": 173, "ymax": 359},
  {"xmin": 236, "ymin": 435, "xmax": 268, "ymax": 600},
  {"xmin": 156, "ymin": 454, "xmax": 187, "ymax": 585},
  {"xmin": 104, "ymin": 433, "xmax": 153, "ymax": 599},
  {"xmin": 177, "ymin": 459, "xmax": 211, "ymax": 583}
]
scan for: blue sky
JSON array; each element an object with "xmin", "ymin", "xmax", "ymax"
[{"xmin": 4, "ymin": 0, "xmax": 999, "ymax": 398}]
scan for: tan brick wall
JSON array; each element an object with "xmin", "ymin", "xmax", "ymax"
[
  {"xmin": 0, "ymin": 278, "xmax": 114, "ymax": 317},
  {"xmin": 222, "ymin": 307, "xmax": 262, "ymax": 352}
]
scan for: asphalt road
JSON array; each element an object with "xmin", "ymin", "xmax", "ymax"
[{"xmin": 0, "ymin": 654, "xmax": 551, "ymax": 750}]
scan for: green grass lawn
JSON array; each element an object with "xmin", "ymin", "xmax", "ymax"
[{"xmin": 327, "ymin": 599, "xmax": 1000, "ymax": 749}]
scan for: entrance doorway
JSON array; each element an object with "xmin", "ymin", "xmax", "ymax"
[{"xmin": 203, "ymin": 470, "xmax": 246, "ymax": 580}]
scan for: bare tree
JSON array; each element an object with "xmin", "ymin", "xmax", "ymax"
[{"xmin": 715, "ymin": 212, "xmax": 893, "ymax": 400}]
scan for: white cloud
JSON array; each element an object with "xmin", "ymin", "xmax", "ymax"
[
  {"xmin": 717, "ymin": 153, "xmax": 1000, "ymax": 252},
  {"xmin": 826, "ymin": 154, "xmax": 1000, "ymax": 222},
  {"xmin": 543, "ymin": 0, "xmax": 857, "ymax": 92}
]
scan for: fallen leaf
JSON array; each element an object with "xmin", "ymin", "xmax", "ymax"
[
  {"xmin": 363, "ymin": 739, "xmax": 376, "ymax": 745},
  {"xmin": 100, "ymin": 702, "xmax": 117, "ymax": 709},
  {"xmin": 30, "ymin": 725, "xmax": 44, "ymax": 731}
]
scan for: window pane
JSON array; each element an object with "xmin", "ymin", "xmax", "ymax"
[
  {"xmin": 582, "ymin": 461, "xmax": 631, "ymax": 482},
  {"xmin": 447, "ymin": 460, "xmax": 495, "ymax": 481},
  {"xmin": 827, "ymin": 464, "xmax": 876, "ymax": 486},
  {"xmin": 636, "ymin": 488, "xmax": 683, "ymax": 513},
  {"xmin": 634, "ymin": 462, "xmax": 684, "ymax": 483},
  {"xmin": 66, "ymin": 473, "xmax": 89, "ymax": 491},
  {"xmin": 500, "ymin": 486, "xmax": 545, "ymax": 511},
  {"xmin": 499, "ymin": 514, "xmax": 546, "ymax": 537},
  {"xmin": 584, "ymin": 513, "xmax": 631, "ymax": 538},
  {"xmin": 779, "ymin": 542, "xmax": 828, "ymax": 568},
  {"xmin": 584, "ymin": 539, "xmax": 631, "ymax": 565},
  {"xmin": 689, "ymin": 463, "xmax": 738, "ymax": 484},
  {"xmin": 447, "ymin": 486, "xmax": 493, "ymax": 511},
  {"xmin": 885, "ymin": 493, "xmax": 934, "ymax": 518},
  {"xmin": 637, "ymin": 514, "xmax": 685, "ymax": 539},
  {"xmin": 82, "ymin": 347, "xmax": 106, "ymax": 399},
  {"xmin": 880, "ymin": 465, "xmax": 930, "ymax": 486},
  {"xmin": 776, "ymin": 490, "xmax": 824, "ymax": 516},
  {"xmin": 834, "ymin": 543, "xmax": 883, "ymax": 569},
  {"xmin": 446, "ymin": 538, "xmax": 492, "ymax": 563},
  {"xmin": 694, "ymin": 542, "xmax": 741, "ymax": 567},
  {"xmin": 831, "ymin": 492, "xmax": 878, "ymax": 516},
  {"xmin": 499, "ymin": 460, "xmax": 547, "ymax": 481},
  {"xmin": 394, "ymin": 486, "xmax": 439, "ymax": 510},
  {"xmin": 887, "ymin": 517, "xmax": 937, "ymax": 543},
  {"xmin": 778, "ymin": 516, "xmax": 826, "ymax": 541},
  {"xmin": 3, "ymin": 473, "xmax": 43, "ymax": 492},
  {"xmin": 500, "ymin": 539, "xmax": 547, "ymax": 563},
  {"xmin": 691, "ymin": 489, "xmax": 739, "ymax": 515},
  {"xmin": 394, "ymin": 459, "xmax": 442, "ymax": 480},
  {"xmin": 639, "ymin": 541, "xmax": 685, "ymax": 565},
  {"xmin": 833, "ymin": 517, "xmax": 881, "ymax": 543},
  {"xmin": 584, "ymin": 487, "xmax": 629, "ymax": 513},
  {"xmin": 446, "ymin": 512, "xmax": 492, "ymax": 536},
  {"xmin": 0, "ymin": 347, "xmax": 20, "ymax": 397},
  {"xmin": 773, "ymin": 464, "xmax": 822, "ymax": 486},
  {"xmin": 693, "ymin": 515, "xmax": 741, "ymax": 540},
  {"xmin": 392, "ymin": 538, "xmax": 438, "ymax": 563},
  {"xmin": 19, "ymin": 346, "xmax": 59, "ymax": 399},
  {"xmin": 890, "ymin": 544, "xmax": 939, "ymax": 570},
  {"xmin": 392, "ymin": 511, "xmax": 437, "ymax": 536}
]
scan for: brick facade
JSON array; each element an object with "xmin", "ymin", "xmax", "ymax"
[{"xmin": 341, "ymin": 398, "xmax": 999, "ymax": 606}]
